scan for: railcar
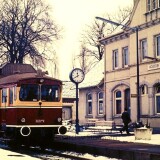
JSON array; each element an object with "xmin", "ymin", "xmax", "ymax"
[{"xmin": 0, "ymin": 71, "xmax": 67, "ymax": 147}]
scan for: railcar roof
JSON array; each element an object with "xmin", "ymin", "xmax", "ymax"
[{"xmin": 0, "ymin": 72, "xmax": 61, "ymax": 86}]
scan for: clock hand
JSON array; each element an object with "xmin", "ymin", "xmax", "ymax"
[{"xmin": 73, "ymin": 74, "xmax": 79, "ymax": 79}]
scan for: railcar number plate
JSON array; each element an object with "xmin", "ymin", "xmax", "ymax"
[{"xmin": 35, "ymin": 119, "xmax": 45, "ymax": 123}]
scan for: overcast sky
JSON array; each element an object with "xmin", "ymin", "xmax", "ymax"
[{"xmin": 46, "ymin": 0, "xmax": 133, "ymax": 80}]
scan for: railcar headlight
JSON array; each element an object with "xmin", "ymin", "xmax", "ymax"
[
  {"xmin": 21, "ymin": 118, "xmax": 26, "ymax": 123},
  {"xmin": 40, "ymin": 79, "xmax": 44, "ymax": 83},
  {"xmin": 57, "ymin": 117, "xmax": 62, "ymax": 122}
]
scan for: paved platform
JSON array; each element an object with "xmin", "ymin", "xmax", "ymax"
[
  {"xmin": 1, "ymin": 129, "xmax": 160, "ymax": 160},
  {"xmin": 54, "ymin": 130, "xmax": 160, "ymax": 160},
  {"xmin": 0, "ymin": 145, "xmax": 39, "ymax": 160}
]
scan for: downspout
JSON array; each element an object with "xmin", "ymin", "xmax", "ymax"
[{"xmin": 103, "ymin": 44, "xmax": 107, "ymax": 121}]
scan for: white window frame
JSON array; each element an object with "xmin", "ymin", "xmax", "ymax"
[
  {"xmin": 147, "ymin": 0, "xmax": 151, "ymax": 11},
  {"xmin": 141, "ymin": 84, "xmax": 148, "ymax": 95},
  {"xmin": 152, "ymin": 0, "xmax": 156, "ymax": 10},
  {"xmin": 98, "ymin": 92, "xmax": 103, "ymax": 115},
  {"xmin": 155, "ymin": 35, "xmax": 160, "ymax": 58},
  {"xmin": 122, "ymin": 47, "xmax": 129, "ymax": 67},
  {"xmin": 115, "ymin": 90, "xmax": 122, "ymax": 115},
  {"xmin": 158, "ymin": 0, "xmax": 160, "ymax": 7},
  {"xmin": 87, "ymin": 93, "xmax": 92, "ymax": 115},
  {"xmin": 113, "ymin": 49, "xmax": 118, "ymax": 70},
  {"xmin": 140, "ymin": 39, "xmax": 148, "ymax": 61},
  {"xmin": 155, "ymin": 84, "xmax": 160, "ymax": 114}
]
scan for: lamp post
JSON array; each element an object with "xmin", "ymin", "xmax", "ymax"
[{"xmin": 96, "ymin": 17, "xmax": 140, "ymax": 122}]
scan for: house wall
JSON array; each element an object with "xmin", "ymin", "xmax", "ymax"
[
  {"xmin": 78, "ymin": 86, "xmax": 104, "ymax": 125},
  {"xmin": 104, "ymin": 0, "xmax": 160, "ymax": 127}
]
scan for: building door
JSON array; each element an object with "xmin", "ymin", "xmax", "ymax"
[
  {"xmin": 124, "ymin": 88, "xmax": 130, "ymax": 114},
  {"xmin": 62, "ymin": 107, "xmax": 72, "ymax": 120}
]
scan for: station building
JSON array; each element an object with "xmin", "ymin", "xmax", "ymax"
[
  {"xmin": 77, "ymin": 0, "xmax": 160, "ymax": 128},
  {"xmin": 99, "ymin": 0, "xmax": 160, "ymax": 127}
]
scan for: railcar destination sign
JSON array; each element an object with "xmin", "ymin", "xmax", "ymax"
[{"xmin": 148, "ymin": 63, "xmax": 160, "ymax": 71}]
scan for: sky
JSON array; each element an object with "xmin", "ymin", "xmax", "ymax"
[{"xmin": 46, "ymin": 0, "xmax": 133, "ymax": 80}]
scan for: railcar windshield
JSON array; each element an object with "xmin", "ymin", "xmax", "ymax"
[
  {"xmin": 19, "ymin": 84, "xmax": 39, "ymax": 101},
  {"xmin": 19, "ymin": 84, "xmax": 60, "ymax": 102},
  {"xmin": 41, "ymin": 85, "xmax": 60, "ymax": 102}
]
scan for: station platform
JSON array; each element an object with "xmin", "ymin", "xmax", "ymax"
[
  {"xmin": 0, "ymin": 145, "xmax": 39, "ymax": 160},
  {"xmin": 54, "ymin": 130, "xmax": 160, "ymax": 160}
]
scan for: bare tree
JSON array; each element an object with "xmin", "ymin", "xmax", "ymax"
[
  {"xmin": 78, "ymin": 5, "xmax": 133, "ymax": 73},
  {"xmin": 77, "ymin": 43, "xmax": 96, "ymax": 74},
  {"xmin": 0, "ymin": 0, "xmax": 61, "ymax": 67}
]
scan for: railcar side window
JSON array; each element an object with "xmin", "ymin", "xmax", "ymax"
[
  {"xmin": 14, "ymin": 86, "xmax": 17, "ymax": 101},
  {"xmin": 9, "ymin": 88, "xmax": 13, "ymax": 104},
  {"xmin": 41, "ymin": 85, "xmax": 60, "ymax": 102},
  {"xmin": 19, "ymin": 84, "xmax": 39, "ymax": 101},
  {"xmin": 2, "ymin": 88, "xmax": 7, "ymax": 103}
]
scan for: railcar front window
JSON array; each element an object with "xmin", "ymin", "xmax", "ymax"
[
  {"xmin": 2, "ymin": 88, "xmax": 7, "ymax": 103},
  {"xmin": 19, "ymin": 84, "xmax": 39, "ymax": 101},
  {"xmin": 41, "ymin": 85, "xmax": 60, "ymax": 102}
]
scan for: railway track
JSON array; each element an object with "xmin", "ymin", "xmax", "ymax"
[
  {"xmin": 32, "ymin": 148, "xmax": 93, "ymax": 160},
  {"xmin": 0, "ymin": 141, "xmax": 92, "ymax": 160}
]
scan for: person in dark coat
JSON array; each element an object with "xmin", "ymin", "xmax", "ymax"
[{"xmin": 120, "ymin": 107, "xmax": 131, "ymax": 135}]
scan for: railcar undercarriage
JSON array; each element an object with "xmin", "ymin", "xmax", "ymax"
[{"xmin": 0, "ymin": 126, "xmax": 66, "ymax": 148}]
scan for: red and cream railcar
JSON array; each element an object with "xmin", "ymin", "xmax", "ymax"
[{"xmin": 0, "ymin": 72, "xmax": 66, "ymax": 146}]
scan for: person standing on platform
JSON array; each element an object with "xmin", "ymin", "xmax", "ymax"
[{"xmin": 120, "ymin": 107, "xmax": 131, "ymax": 135}]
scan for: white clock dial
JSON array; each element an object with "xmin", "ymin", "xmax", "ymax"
[{"xmin": 70, "ymin": 68, "xmax": 85, "ymax": 84}]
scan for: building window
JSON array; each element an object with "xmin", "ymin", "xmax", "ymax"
[
  {"xmin": 155, "ymin": 35, "xmax": 160, "ymax": 57},
  {"xmin": 140, "ymin": 39, "xmax": 147, "ymax": 61},
  {"xmin": 2, "ymin": 88, "xmax": 7, "ymax": 103},
  {"xmin": 124, "ymin": 89, "xmax": 130, "ymax": 112},
  {"xmin": 115, "ymin": 90, "xmax": 122, "ymax": 114},
  {"xmin": 155, "ymin": 84, "xmax": 160, "ymax": 114},
  {"xmin": 152, "ymin": 0, "xmax": 156, "ymax": 9},
  {"xmin": 147, "ymin": 0, "xmax": 151, "ymax": 11},
  {"xmin": 113, "ymin": 49, "xmax": 118, "ymax": 69},
  {"xmin": 98, "ymin": 92, "xmax": 103, "ymax": 115},
  {"xmin": 122, "ymin": 47, "xmax": 129, "ymax": 67},
  {"xmin": 158, "ymin": 0, "xmax": 160, "ymax": 7},
  {"xmin": 141, "ymin": 84, "xmax": 148, "ymax": 95},
  {"xmin": 147, "ymin": 0, "xmax": 159, "ymax": 11},
  {"xmin": 87, "ymin": 93, "xmax": 92, "ymax": 115}
]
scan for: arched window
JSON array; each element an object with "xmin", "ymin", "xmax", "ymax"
[
  {"xmin": 87, "ymin": 93, "xmax": 92, "ymax": 115},
  {"xmin": 98, "ymin": 92, "xmax": 103, "ymax": 115},
  {"xmin": 155, "ymin": 84, "xmax": 160, "ymax": 113},
  {"xmin": 140, "ymin": 84, "xmax": 148, "ymax": 95},
  {"xmin": 115, "ymin": 90, "xmax": 122, "ymax": 114}
]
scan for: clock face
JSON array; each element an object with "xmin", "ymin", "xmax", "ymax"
[{"xmin": 70, "ymin": 68, "xmax": 85, "ymax": 84}]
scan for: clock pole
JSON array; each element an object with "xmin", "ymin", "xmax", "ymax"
[
  {"xmin": 75, "ymin": 83, "xmax": 79, "ymax": 134},
  {"xmin": 69, "ymin": 68, "xmax": 85, "ymax": 134}
]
